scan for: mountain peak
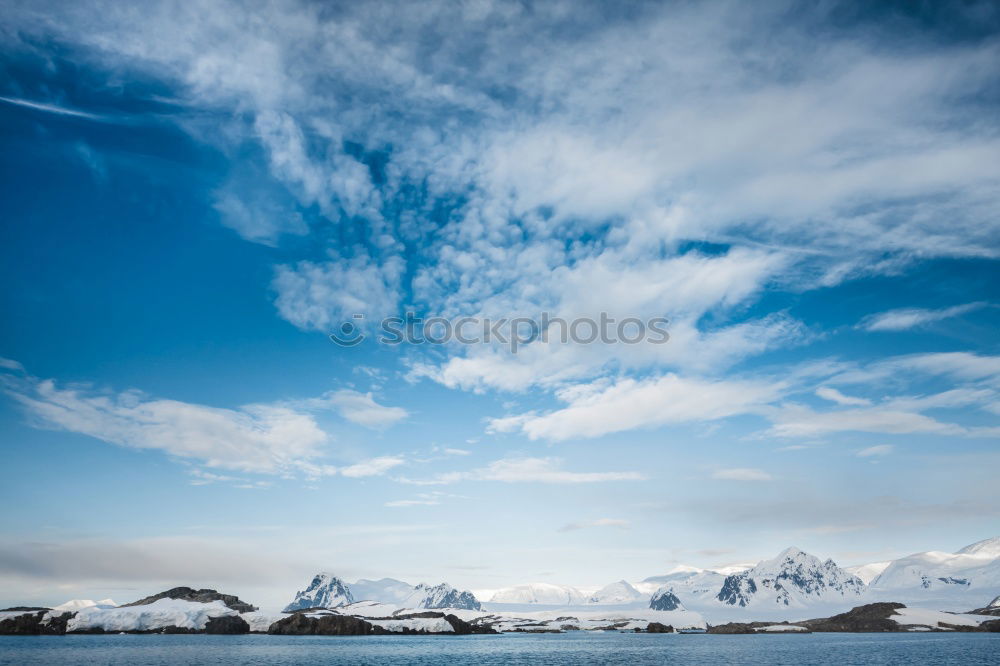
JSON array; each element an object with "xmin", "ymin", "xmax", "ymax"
[
  {"xmin": 403, "ymin": 582, "xmax": 481, "ymax": 610},
  {"xmin": 283, "ymin": 573, "xmax": 354, "ymax": 612},
  {"xmin": 776, "ymin": 546, "xmax": 806, "ymax": 560},
  {"xmin": 588, "ymin": 580, "xmax": 643, "ymax": 604},
  {"xmin": 956, "ymin": 536, "xmax": 1000, "ymax": 558},
  {"xmin": 649, "ymin": 586, "xmax": 685, "ymax": 611},
  {"xmin": 717, "ymin": 547, "xmax": 863, "ymax": 607}
]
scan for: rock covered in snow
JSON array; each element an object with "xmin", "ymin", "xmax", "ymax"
[
  {"xmin": 649, "ymin": 587, "xmax": 684, "ymax": 611},
  {"xmin": 716, "ymin": 547, "xmax": 864, "ymax": 607},
  {"xmin": 283, "ymin": 573, "xmax": 354, "ymax": 611},
  {"xmin": 67, "ymin": 598, "xmax": 239, "ymax": 633},
  {"xmin": 124, "ymin": 587, "xmax": 255, "ymax": 613},
  {"xmin": 401, "ymin": 583, "xmax": 481, "ymax": 610}
]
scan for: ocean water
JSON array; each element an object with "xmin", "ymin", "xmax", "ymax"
[{"xmin": 1, "ymin": 632, "xmax": 998, "ymax": 665}]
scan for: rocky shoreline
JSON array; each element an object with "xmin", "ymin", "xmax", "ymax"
[{"xmin": 707, "ymin": 602, "xmax": 1000, "ymax": 634}]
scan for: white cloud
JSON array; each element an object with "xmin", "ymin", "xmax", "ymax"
[
  {"xmin": 188, "ymin": 469, "xmax": 240, "ymax": 486},
  {"xmin": 491, "ymin": 373, "xmax": 782, "ymax": 441},
  {"xmin": 0, "ymin": 364, "xmax": 413, "ymax": 480},
  {"xmin": 401, "ymin": 457, "xmax": 645, "ymax": 485},
  {"xmin": 384, "ymin": 491, "xmax": 460, "ymax": 508},
  {"xmin": 857, "ymin": 445, "xmax": 893, "ymax": 458},
  {"xmin": 0, "ymin": 95, "xmax": 110, "ymax": 121},
  {"xmin": 711, "ymin": 468, "xmax": 774, "ymax": 482},
  {"xmin": 860, "ymin": 302, "xmax": 987, "ymax": 332},
  {"xmin": 558, "ymin": 518, "xmax": 630, "ymax": 533},
  {"xmin": 340, "ymin": 456, "xmax": 405, "ymax": 478},
  {"xmin": 322, "ymin": 389, "xmax": 408, "ymax": 429},
  {"xmin": 0, "ymin": 357, "xmax": 25, "ymax": 372},
  {"xmin": 816, "ymin": 386, "xmax": 871, "ymax": 406},
  {"xmin": 212, "ymin": 182, "xmax": 308, "ymax": 246},
  {"xmin": 272, "ymin": 255, "xmax": 403, "ymax": 332},
  {"xmin": 8, "ymin": 1, "xmax": 999, "ymax": 410},
  {"xmin": 769, "ymin": 405, "xmax": 969, "ymax": 438},
  {"xmin": 384, "ymin": 498, "xmax": 439, "ymax": 507},
  {"xmin": 1, "ymin": 372, "xmax": 331, "ymax": 476}
]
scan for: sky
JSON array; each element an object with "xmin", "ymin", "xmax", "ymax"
[{"xmin": 0, "ymin": 0, "xmax": 998, "ymax": 611}]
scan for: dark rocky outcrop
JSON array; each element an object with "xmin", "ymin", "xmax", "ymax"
[
  {"xmin": 0, "ymin": 607, "xmax": 49, "ymax": 612},
  {"xmin": 0, "ymin": 610, "xmax": 73, "ymax": 635},
  {"xmin": 799, "ymin": 602, "xmax": 905, "ymax": 632},
  {"xmin": 268, "ymin": 613, "xmax": 387, "ymax": 636},
  {"xmin": 646, "ymin": 622, "xmax": 674, "ymax": 633},
  {"xmin": 711, "ymin": 602, "xmax": 1000, "ymax": 634},
  {"xmin": 123, "ymin": 587, "xmax": 257, "ymax": 613},
  {"xmin": 707, "ymin": 622, "xmax": 758, "ymax": 634},
  {"xmin": 968, "ymin": 595, "xmax": 1000, "ymax": 616},
  {"xmin": 979, "ymin": 619, "xmax": 1000, "ymax": 632},
  {"xmin": 443, "ymin": 613, "xmax": 497, "ymax": 634},
  {"xmin": 205, "ymin": 615, "xmax": 251, "ymax": 634}
]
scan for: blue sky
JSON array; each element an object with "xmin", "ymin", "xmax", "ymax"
[{"xmin": 1, "ymin": 0, "xmax": 999, "ymax": 609}]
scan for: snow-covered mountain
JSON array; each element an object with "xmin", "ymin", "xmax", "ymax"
[
  {"xmin": 648, "ymin": 587, "xmax": 684, "ymax": 611},
  {"xmin": 283, "ymin": 573, "xmax": 354, "ymax": 612},
  {"xmin": 489, "ymin": 583, "xmax": 588, "ymax": 605},
  {"xmin": 52, "ymin": 599, "xmax": 118, "ymax": 611},
  {"xmin": 635, "ymin": 566, "xmax": 727, "ymax": 602},
  {"xmin": 716, "ymin": 547, "xmax": 865, "ymax": 608},
  {"xmin": 957, "ymin": 536, "xmax": 1000, "ymax": 558},
  {"xmin": 844, "ymin": 561, "xmax": 890, "ymax": 585},
  {"xmin": 349, "ymin": 578, "xmax": 415, "ymax": 604},
  {"xmin": 868, "ymin": 536, "xmax": 1000, "ymax": 606},
  {"xmin": 587, "ymin": 580, "xmax": 644, "ymax": 604},
  {"xmin": 400, "ymin": 583, "xmax": 481, "ymax": 611}
]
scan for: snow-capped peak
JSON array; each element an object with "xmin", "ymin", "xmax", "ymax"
[
  {"xmin": 283, "ymin": 573, "xmax": 354, "ymax": 612},
  {"xmin": 587, "ymin": 580, "xmax": 643, "ymax": 604},
  {"xmin": 956, "ymin": 536, "xmax": 1000, "ymax": 559},
  {"xmin": 649, "ymin": 587, "xmax": 685, "ymax": 611},
  {"xmin": 52, "ymin": 599, "xmax": 118, "ymax": 612},
  {"xmin": 716, "ymin": 547, "xmax": 864, "ymax": 608},
  {"xmin": 401, "ymin": 583, "xmax": 481, "ymax": 611}
]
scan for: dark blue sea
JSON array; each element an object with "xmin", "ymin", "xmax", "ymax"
[{"xmin": 1, "ymin": 632, "xmax": 998, "ymax": 665}]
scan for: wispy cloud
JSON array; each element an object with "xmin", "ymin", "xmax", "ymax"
[
  {"xmin": 321, "ymin": 390, "xmax": 408, "ymax": 429},
  {"xmin": 558, "ymin": 518, "xmax": 630, "ymax": 533},
  {"xmin": 816, "ymin": 386, "xmax": 871, "ymax": 406},
  {"xmin": 711, "ymin": 468, "xmax": 774, "ymax": 482},
  {"xmin": 1, "ymin": 366, "xmax": 332, "ymax": 477},
  {"xmin": 857, "ymin": 444, "xmax": 893, "ymax": 458},
  {"xmin": 0, "ymin": 362, "xmax": 412, "ymax": 480},
  {"xmin": 341, "ymin": 456, "xmax": 405, "ymax": 478},
  {"xmin": 399, "ymin": 457, "xmax": 645, "ymax": 485},
  {"xmin": 489, "ymin": 373, "xmax": 782, "ymax": 441},
  {"xmin": 860, "ymin": 302, "xmax": 987, "ymax": 332},
  {"xmin": 0, "ymin": 95, "xmax": 109, "ymax": 121}
]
